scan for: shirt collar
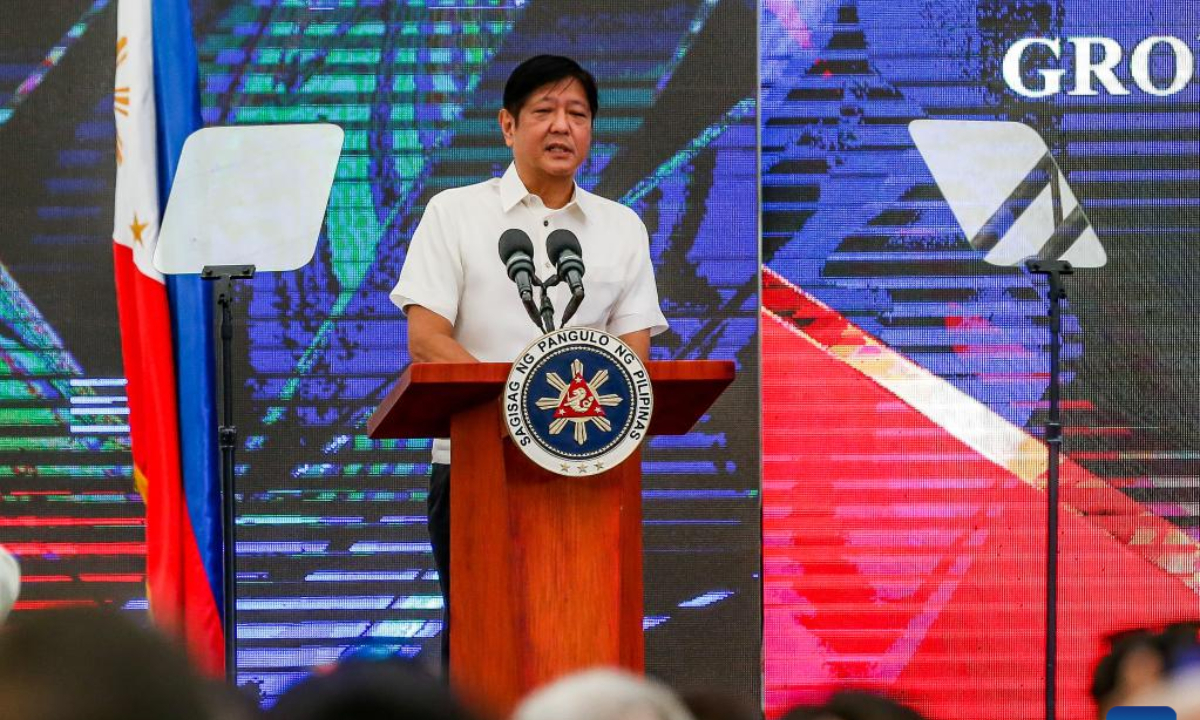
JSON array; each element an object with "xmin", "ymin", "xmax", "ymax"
[{"xmin": 499, "ymin": 162, "xmax": 592, "ymax": 218}]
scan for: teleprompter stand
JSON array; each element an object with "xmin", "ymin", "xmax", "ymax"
[
  {"xmin": 200, "ymin": 263, "xmax": 255, "ymax": 680},
  {"xmin": 911, "ymin": 119, "xmax": 1107, "ymax": 720},
  {"xmin": 154, "ymin": 124, "xmax": 344, "ymax": 682},
  {"xmin": 1026, "ymin": 258, "xmax": 1072, "ymax": 720}
]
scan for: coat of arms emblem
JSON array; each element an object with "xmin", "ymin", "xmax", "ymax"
[
  {"xmin": 537, "ymin": 358, "xmax": 623, "ymax": 444},
  {"xmin": 505, "ymin": 328, "xmax": 653, "ymax": 476}
]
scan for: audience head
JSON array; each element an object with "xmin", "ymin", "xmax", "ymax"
[
  {"xmin": 1092, "ymin": 622, "xmax": 1200, "ymax": 718},
  {"xmin": 782, "ymin": 691, "xmax": 927, "ymax": 720},
  {"xmin": 0, "ymin": 546, "xmax": 18, "ymax": 623},
  {"xmin": 0, "ymin": 607, "xmax": 212, "ymax": 720},
  {"xmin": 1125, "ymin": 665, "xmax": 1200, "ymax": 720},
  {"xmin": 680, "ymin": 690, "xmax": 760, "ymax": 720},
  {"xmin": 513, "ymin": 668, "xmax": 694, "ymax": 720},
  {"xmin": 266, "ymin": 657, "xmax": 480, "ymax": 720}
]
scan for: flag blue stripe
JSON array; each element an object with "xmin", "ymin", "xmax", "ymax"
[{"xmin": 152, "ymin": 0, "xmax": 224, "ymax": 617}]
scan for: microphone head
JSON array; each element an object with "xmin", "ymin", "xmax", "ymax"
[
  {"xmin": 498, "ymin": 228, "xmax": 535, "ymax": 264},
  {"xmin": 546, "ymin": 229, "xmax": 582, "ymax": 265}
]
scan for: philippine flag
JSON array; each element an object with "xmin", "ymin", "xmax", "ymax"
[{"xmin": 111, "ymin": 0, "xmax": 224, "ymax": 676}]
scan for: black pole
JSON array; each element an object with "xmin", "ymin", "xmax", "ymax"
[
  {"xmin": 217, "ymin": 281, "xmax": 237, "ymax": 683},
  {"xmin": 201, "ymin": 264, "xmax": 255, "ymax": 684},
  {"xmin": 1025, "ymin": 258, "xmax": 1072, "ymax": 720}
]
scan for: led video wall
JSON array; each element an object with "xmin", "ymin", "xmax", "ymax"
[
  {"xmin": 13, "ymin": 1, "xmax": 1198, "ymax": 716},
  {"xmin": 762, "ymin": 1, "xmax": 1200, "ymax": 718},
  {"xmin": 0, "ymin": 0, "xmax": 144, "ymax": 616},
  {"xmin": 0, "ymin": 0, "xmax": 760, "ymax": 705}
]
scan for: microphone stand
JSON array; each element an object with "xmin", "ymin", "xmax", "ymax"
[
  {"xmin": 519, "ymin": 269, "xmax": 584, "ymax": 335},
  {"xmin": 560, "ymin": 289, "xmax": 584, "ymax": 328},
  {"xmin": 518, "ymin": 290, "xmax": 542, "ymax": 332},
  {"xmin": 1026, "ymin": 258, "xmax": 1072, "ymax": 720},
  {"xmin": 535, "ymin": 275, "xmax": 559, "ymax": 333}
]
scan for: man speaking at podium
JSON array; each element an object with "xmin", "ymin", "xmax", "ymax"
[{"xmin": 389, "ymin": 55, "xmax": 668, "ymax": 669}]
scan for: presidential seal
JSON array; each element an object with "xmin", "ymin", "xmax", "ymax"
[{"xmin": 504, "ymin": 328, "xmax": 653, "ymax": 476}]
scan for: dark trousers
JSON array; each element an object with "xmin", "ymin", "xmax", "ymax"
[{"xmin": 427, "ymin": 463, "xmax": 451, "ymax": 674}]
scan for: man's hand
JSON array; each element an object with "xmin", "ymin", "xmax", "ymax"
[
  {"xmin": 406, "ymin": 305, "xmax": 478, "ymax": 363},
  {"xmin": 618, "ymin": 329, "xmax": 650, "ymax": 362}
]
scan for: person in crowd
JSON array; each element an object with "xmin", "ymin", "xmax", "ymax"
[
  {"xmin": 0, "ymin": 607, "xmax": 216, "ymax": 720},
  {"xmin": 0, "ymin": 545, "xmax": 18, "ymax": 623},
  {"xmin": 679, "ymin": 689, "xmax": 761, "ymax": 720},
  {"xmin": 391, "ymin": 53, "xmax": 666, "ymax": 670},
  {"xmin": 511, "ymin": 668, "xmax": 694, "ymax": 720},
  {"xmin": 1125, "ymin": 663, "xmax": 1200, "ymax": 720},
  {"xmin": 265, "ymin": 657, "xmax": 481, "ymax": 720},
  {"xmin": 1092, "ymin": 622, "xmax": 1200, "ymax": 719},
  {"xmin": 781, "ymin": 691, "xmax": 927, "ymax": 720}
]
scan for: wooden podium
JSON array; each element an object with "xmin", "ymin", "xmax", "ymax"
[{"xmin": 367, "ymin": 360, "xmax": 734, "ymax": 713}]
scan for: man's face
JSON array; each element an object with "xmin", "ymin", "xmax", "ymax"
[{"xmin": 499, "ymin": 77, "xmax": 593, "ymax": 184}]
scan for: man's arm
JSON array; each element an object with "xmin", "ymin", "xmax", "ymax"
[
  {"xmin": 407, "ymin": 305, "xmax": 478, "ymax": 363},
  {"xmin": 619, "ymin": 329, "xmax": 650, "ymax": 362}
]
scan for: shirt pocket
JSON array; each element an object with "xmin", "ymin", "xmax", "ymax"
[{"xmin": 568, "ymin": 271, "xmax": 623, "ymax": 330}]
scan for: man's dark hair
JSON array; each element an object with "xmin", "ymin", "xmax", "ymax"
[
  {"xmin": 681, "ymin": 690, "xmax": 760, "ymax": 720},
  {"xmin": 503, "ymin": 54, "xmax": 599, "ymax": 120},
  {"xmin": 782, "ymin": 691, "xmax": 928, "ymax": 720},
  {"xmin": 266, "ymin": 657, "xmax": 482, "ymax": 720}
]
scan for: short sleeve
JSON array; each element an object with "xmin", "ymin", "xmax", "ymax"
[
  {"xmin": 606, "ymin": 220, "xmax": 669, "ymax": 338},
  {"xmin": 389, "ymin": 196, "xmax": 463, "ymax": 325}
]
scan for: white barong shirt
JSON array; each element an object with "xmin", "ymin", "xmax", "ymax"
[{"xmin": 391, "ymin": 163, "xmax": 668, "ymax": 464}]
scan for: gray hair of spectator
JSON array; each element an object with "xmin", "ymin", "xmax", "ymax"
[
  {"xmin": 512, "ymin": 668, "xmax": 695, "ymax": 720},
  {"xmin": 0, "ymin": 545, "xmax": 19, "ymax": 623}
]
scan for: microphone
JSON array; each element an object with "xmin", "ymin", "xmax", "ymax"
[
  {"xmin": 546, "ymin": 229, "xmax": 585, "ymax": 325},
  {"xmin": 497, "ymin": 228, "xmax": 544, "ymax": 331}
]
